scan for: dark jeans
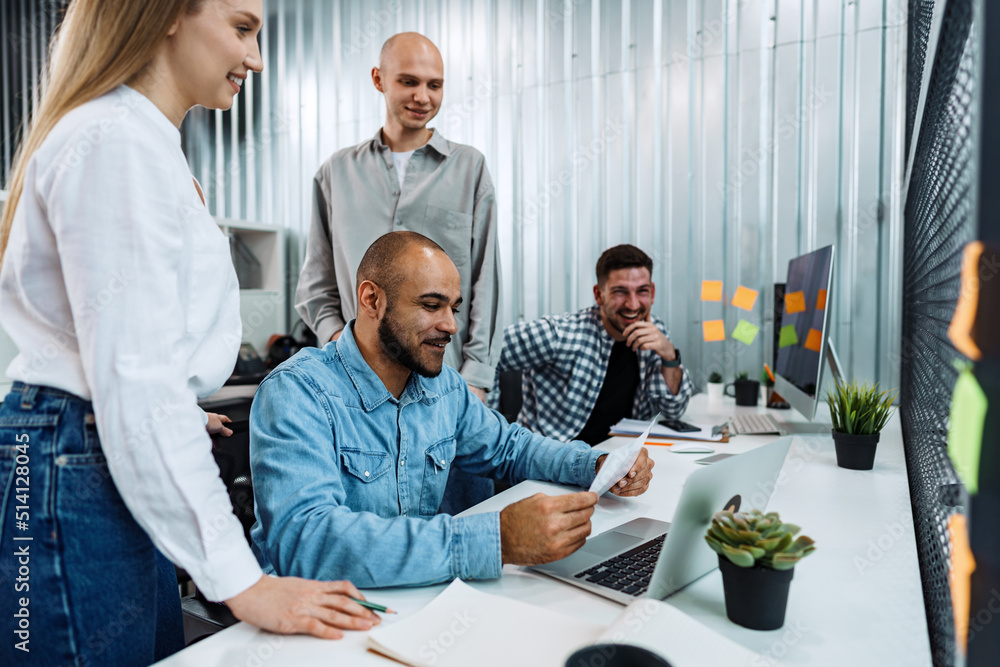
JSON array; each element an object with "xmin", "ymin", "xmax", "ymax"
[{"xmin": 0, "ymin": 383, "xmax": 183, "ymax": 666}]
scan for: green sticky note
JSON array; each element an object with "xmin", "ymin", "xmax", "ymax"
[
  {"xmin": 948, "ymin": 370, "xmax": 987, "ymax": 494},
  {"xmin": 731, "ymin": 319, "xmax": 760, "ymax": 346},
  {"xmin": 779, "ymin": 324, "xmax": 799, "ymax": 348}
]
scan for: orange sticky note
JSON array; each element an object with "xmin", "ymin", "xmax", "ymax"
[
  {"xmin": 816, "ymin": 289, "xmax": 828, "ymax": 311},
  {"xmin": 948, "ymin": 242, "xmax": 983, "ymax": 361},
  {"xmin": 949, "ymin": 514, "xmax": 975, "ymax": 653},
  {"xmin": 701, "ymin": 280, "xmax": 723, "ymax": 301},
  {"xmin": 804, "ymin": 328, "xmax": 823, "ymax": 352},
  {"xmin": 703, "ymin": 320, "xmax": 726, "ymax": 342},
  {"xmin": 785, "ymin": 291, "xmax": 806, "ymax": 314},
  {"xmin": 731, "ymin": 286, "xmax": 758, "ymax": 311}
]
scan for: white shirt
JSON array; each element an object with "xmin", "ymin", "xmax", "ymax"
[
  {"xmin": 0, "ymin": 85, "xmax": 261, "ymax": 601},
  {"xmin": 391, "ymin": 149, "xmax": 415, "ymax": 189}
]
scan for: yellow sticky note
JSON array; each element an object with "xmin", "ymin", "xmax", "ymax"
[
  {"xmin": 701, "ymin": 280, "xmax": 723, "ymax": 302},
  {"xmin": 779, "ymin": 324, "xmax": 798, "ymax": 348},
  {"xmin": 731, "ymin": 319, "xmax": 759, "ymax": 345},
  {"xmin": 731, "ymin": 286, "xmax": 758, "ymax": 311},
  {"xmin": 948, "ymin": 369, "xmax": 987, "ymax": 494},
  {"xmin": 804, "ymin": 328, "xmax": 823, "ymax": 352},
  {"xmin": 784, "ymin": 291, "xmax": 806, "ymax": 314},
  {"xmin": 949, "ymin": 514, "xmax": 975, "ymax": 653},
  {"xmin": 703, "ymin": 320, "xmax": 726, "ymax": 342},
  {"xmin": 816, "ymin": 289, "xmax": 828, "ymax": 311}
]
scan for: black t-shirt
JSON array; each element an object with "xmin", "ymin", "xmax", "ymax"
[{"xmin": 574, "ymin": 341, "xmax": 640, "ymax": 446}]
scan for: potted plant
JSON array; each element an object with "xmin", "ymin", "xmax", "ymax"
[
  {"xmin": 725, "ymin": 371, "xmax": 759, "ymax": 406},
  {"xmin": 705, "ymin": 509, "xmax": 817, "ymax": 630},
  {"xmin": 760, "ymin": 369, "xmax": 774, "ymax": 405},
  {"xmin": 825, "ymin": 380, "xmax": 897, "ymax": 470},
  {"xmin": 706, "ymin": 371, "xmax": 724, "ymax": 403}
]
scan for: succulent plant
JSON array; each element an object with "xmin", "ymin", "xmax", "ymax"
[
  {"xmin": 734, "ymin": 371, "xmax": 750, "ymax": 382},
  {"xmin": 708, "ymin": 371, "xmax": 724, "ymax": 383},
  {"xmin": 825, "ymin": 380, "xmax": 897, "ymax": 436},
  {"xmin": 705, "ymin": 509, "xmax": 816, "ymax": 570}
]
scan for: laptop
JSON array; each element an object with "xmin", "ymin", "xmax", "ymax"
[{"xmin": 530, "ymin": 438, "xmax": 793, "ymax": 604}]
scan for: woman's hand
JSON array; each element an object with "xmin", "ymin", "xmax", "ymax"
[
  {"xmin": 225, "ymin": 575, "xmax": 381, "ymax": 639},
  {"xmin": 206, "ymin": 412, "xmax": 233, "ymax": 437}
]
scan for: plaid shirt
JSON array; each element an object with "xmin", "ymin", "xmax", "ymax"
[{"xmin": 489, "ymin": 305, "xmax": 694, "ymax": 442}]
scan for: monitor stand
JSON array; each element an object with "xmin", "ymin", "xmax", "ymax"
[{"xmin": 826, "ymin": 339, "xmax": 845, "ymax": 386}]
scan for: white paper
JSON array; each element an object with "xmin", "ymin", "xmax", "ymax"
[
  {"xmin": 367, "ymin": 579, "xmax": 605, "ymax": 667},
  {"xmin": 610, "ymin": 417, "xmax": 726, "ymax": 442},
  {"xmin": 589, "ymin": 415, "xmax": 659, "ymax": 495},
  {"xmin": 596, "ymin": 598, "xmax": 762, "ymax": 666}
]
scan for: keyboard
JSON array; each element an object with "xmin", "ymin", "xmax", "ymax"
[
  {"xmin": 573, "ymin": 534, "xmax": 666, "ymax": 597},
  {"xmin": 728, "ymin": 413, "xmax": 784, "ymax": 435}
]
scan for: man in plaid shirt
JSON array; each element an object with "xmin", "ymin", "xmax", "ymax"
[{"xmin": 489, "ymin": 245, "xmax": 693, "ymax": 444}]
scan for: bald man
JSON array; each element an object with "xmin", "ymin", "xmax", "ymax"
[
  {"xmin": 252, "ymin": 232, "xmax": 653, "ymax": 588},
  {"xmin": 295, "ymin": 33, "xmax": 501, "ymax": 514}
]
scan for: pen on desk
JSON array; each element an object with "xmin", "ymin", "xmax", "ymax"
[{"xmin": 351, "ymin": 597, "xmax": 397, "ymax": 614}]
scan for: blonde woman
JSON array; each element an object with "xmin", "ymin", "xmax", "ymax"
[{"xmin": 0, "ymin": 1, "xmax": 378, "ymax": 664}]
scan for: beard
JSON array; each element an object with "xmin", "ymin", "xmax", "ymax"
[{"xmin": 377, "ymin": 310, "xmax": 448, "ymax": 378}]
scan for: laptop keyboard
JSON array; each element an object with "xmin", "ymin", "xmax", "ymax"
[{"xmin": 574, "ymin": 534, "xmax": 666, "ymax": 597}]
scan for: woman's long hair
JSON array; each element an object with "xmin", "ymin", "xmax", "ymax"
[{"xmin": 0, "ymin": 0, "xmax": 202, "ymax": 267}]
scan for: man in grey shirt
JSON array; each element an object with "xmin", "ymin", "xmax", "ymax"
[{"xmin": 295, "ymin": 32, "xmax": 501, "ymax": 512}]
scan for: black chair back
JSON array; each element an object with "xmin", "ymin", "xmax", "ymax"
[{"xmin": 211, "ymin": 419, "xmax": 255, "ymax": 546}]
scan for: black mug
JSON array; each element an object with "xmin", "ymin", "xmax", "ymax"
[{"xmin": 725, "ymin": 379, "xmax": 760, "ymax": 406}]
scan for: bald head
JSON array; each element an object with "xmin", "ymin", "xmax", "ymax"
[
  {"xmin": 379, "ymin": 32, "xmax": 442, "ymax": 71},
  {"xmin": 357, "ymin": 231, "xmax": 449, "ymax": 302}
]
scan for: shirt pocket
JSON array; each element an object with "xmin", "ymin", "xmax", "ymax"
[
  {"xmin": 419, "ymin": 436, "xmax": 457, "ymax": 516},
  {"xmin": 422, "ymin": 205, "xmax": 473, "ymax": 267},
  {"xmin": 340, "ymin": 448, "xmax": 392, "ymax": 485}
]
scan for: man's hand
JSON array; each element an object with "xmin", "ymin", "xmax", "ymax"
[
  {"xmin": 225, "ymin": 575, "xmax": 381, "ymax": 640},
  {"xmin": 500, "ymin": 492, "xmax": 598, "ymax": 565},
  {"xmin": 596, "ymin": 447, "xmax": 655, "ymax": 497},
  {"xmin": 206, "ymin": 412, "xmax": 232, "ymax": 437},
  {"xmin": 622, "ymin": 317, "xmax": 676, "ymax": 362},
  {"xmin": 468, "ymin": 385, "xmax": 487, "ymax": 403}
]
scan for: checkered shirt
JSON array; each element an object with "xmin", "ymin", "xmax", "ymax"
[{"xmin": 489, "ymin": 305, "xmax": 694, "ymax": 442}]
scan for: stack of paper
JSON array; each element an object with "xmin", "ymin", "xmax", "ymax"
[{"xmin": 609, "ymin": 418, "xmax": 727, "ymax": 442}]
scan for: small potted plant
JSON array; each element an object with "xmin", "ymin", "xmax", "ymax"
[
  {"xmin": 760, "ymin": 369, "xmax": 774, "ymax": 405},
  {"xmin": 705, "ymin": 509, "xmax": 816, "ymax": 630},
  {"xmin": 706, "ymin": 371, "xmax": 724, "ymax": 403},
  {"xmin": 825, "ymin": 380, "xmax": 897, "ymax": 470},
  {"xmin": 725, "ymin": 371, "xmax": 759, "ymax": 406}
]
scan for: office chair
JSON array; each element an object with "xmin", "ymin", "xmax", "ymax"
[{"xmin": 180, "ymin": 419, "xmax": 253, "ymax": 644}]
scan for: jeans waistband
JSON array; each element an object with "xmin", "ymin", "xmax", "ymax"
[{"xmin": 8, "ymin": 382, "xmax": 92, "ymax": 413}]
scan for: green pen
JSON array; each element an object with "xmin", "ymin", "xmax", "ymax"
[{"xmin": 351, "ymin": 597, "xmax": 397, "ymax": 614}]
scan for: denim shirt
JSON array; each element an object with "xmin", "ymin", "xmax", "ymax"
[{"xmin": 249, "ymin": 323, "xmax": 603, "ymax": 588}]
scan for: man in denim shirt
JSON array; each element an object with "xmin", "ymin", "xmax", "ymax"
[{"xmin": 250, "ymin": 232, "xmax": 653, "ymax": 587}]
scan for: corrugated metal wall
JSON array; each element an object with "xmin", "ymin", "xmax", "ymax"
[{"xmin": 0, "ymin": 0, "xmax": 907, "ymax": 394}]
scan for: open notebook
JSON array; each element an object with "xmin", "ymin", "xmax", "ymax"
[{"xmin": 367, "ymin": 579, "xmax": 760, "ymax": 667}]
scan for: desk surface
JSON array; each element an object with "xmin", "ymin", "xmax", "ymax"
[{"xmin": 157, "ymin": 395, "xmax": 931, "ymax": 666}]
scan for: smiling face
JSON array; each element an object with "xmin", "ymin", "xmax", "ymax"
[
  {"xmin": 376, "ymin": 246, "xmax": 461, "ymax": 378},
  {"xmin": 594, "ymin": 267, "xmax": 656, "ymax": 340},
  {"xmin": 163, "ymin": 0, "xmax": 263, "ymax": 113},
  {"xmin": 372, "ymin": 34, "xmax": 444, "ymax": 137}
]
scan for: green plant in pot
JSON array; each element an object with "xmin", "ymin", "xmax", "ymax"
[
  {"xmin": 705, "ymin": 509, "xmax": 816, "ymax": 630},
  {"xmin": 825, "ymin": 380, "xmax": 897, "ymax": 470},
  {"xmin": 706, "ymin": 371, "xmax": 724, "ymax": 402}
]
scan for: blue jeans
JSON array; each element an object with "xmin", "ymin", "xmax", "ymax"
[{"xmin": 0, "ymin": 383, "xmax": 183, "ymax": 666}]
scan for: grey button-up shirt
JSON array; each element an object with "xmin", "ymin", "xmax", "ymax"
[{"xmin": 295, "ymin": 129, "xmax": 502, "ymax": 389}]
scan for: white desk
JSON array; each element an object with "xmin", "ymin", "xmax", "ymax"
[{"xmin": 157, "ymin": 395, "xmax": 931, "ymax": 666}]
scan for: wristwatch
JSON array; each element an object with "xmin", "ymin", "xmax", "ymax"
[{"xmin": 661, "ymin": 347, "xmax": 682, "ymax": 368}]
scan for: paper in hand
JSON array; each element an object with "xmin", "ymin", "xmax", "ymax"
[{"xmin": 589, "ymin": 414, "xmax": 659, "ymax": 496}]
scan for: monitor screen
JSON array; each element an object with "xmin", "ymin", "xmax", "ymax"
[{"xmin": 774, "ymin": 245, "xmax": 834, "ymax": 413}]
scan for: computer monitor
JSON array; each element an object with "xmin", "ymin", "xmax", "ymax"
[{"xmin": 773, "ymin": 245, "xmax": 844, "ymax": 421}]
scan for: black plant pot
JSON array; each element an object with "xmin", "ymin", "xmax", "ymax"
[
  {"xmin": 718, "ymin": 555, "xmax": 794, "ymax": 631},
  {"xmin": 725, "ymin": 379, "xmax": 760, "ymax": 406},
  {"xmin": 832, "ymin": 431, "xmax": 880, "ymax": 470}
]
